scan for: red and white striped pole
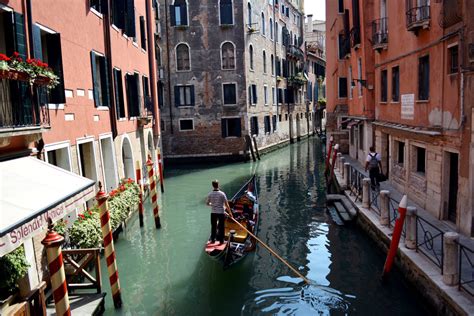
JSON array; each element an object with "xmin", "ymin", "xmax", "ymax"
[
  {"xmin": 42, "ymin": 219, "xmax": 70, "ymax": 316},
  {"xmin": 136, "ymin": 160, "xmax": 144, "ymax": 227},
  {"xmin": 147, "ymin": 155, "xmax": 161, "ymax": 229},
  {"xmin": 96, "ymin": 183, "xmax": 122, "ymax": 308},
  {"xmin": 382, "ymin": 195, "xmax": 408, "ymax": 280},
  {"xmin": 156, "ymin": 148, "xmax": 165, "ymax": 193},
  {"xmin": 327, "ymin": 144, "xmax": 339, "ymax": 186}
]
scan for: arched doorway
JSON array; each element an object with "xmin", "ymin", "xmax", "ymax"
[{"xmin": 122, "ymin": 137, "xmax": 134, "ymax": 180}]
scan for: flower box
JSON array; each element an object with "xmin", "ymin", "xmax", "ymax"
[{"xmin": 0, "ymin": 69, "xmax": 52, "ymax": 87}]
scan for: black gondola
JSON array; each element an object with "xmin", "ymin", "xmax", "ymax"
[{"xmin": 204, "ymin": 175, "xmax": 259, "ymax": 269}]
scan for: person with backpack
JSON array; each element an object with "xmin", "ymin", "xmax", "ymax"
[{"xmin": 365, "ymin": 146, "xmax": 383, "ymax": 188}]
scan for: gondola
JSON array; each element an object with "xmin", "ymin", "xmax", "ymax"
[{"xmin": 204, "ymin": 175, "xmax": 259, "ymax": 269}]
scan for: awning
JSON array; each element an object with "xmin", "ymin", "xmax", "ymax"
[{"xmin": 0, "ymin": 157, "xmax": 96, "ymax": 256}]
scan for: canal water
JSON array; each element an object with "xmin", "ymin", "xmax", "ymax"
[{"xmin": 102, "ymin": 137, "xmax": 429, "ymax": 315}]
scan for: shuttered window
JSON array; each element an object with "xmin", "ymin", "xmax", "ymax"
[
  {"xmin": 126, "ymin": 73, "xmax": 140, "ymax": 117},
  {"xmin": 418, "ymin": 55, "xmax": 430, "ymax": 100},
  {"xmin": 392, "ymin": 66, "xmax": 400, "ymax": 102},
  {"xmin": 250, "ymin": 84, "xmax": 257, "ymax": 104},
  {"xmin": 264, "ymin": 116, "xmax": 271, "ymax": 134},
  {"xmin": 140, "ymin": 16, "xmax": 147, "ymax": 50},
  {"xmin": 112, "ymin": 0, "xmax": 135, "ymax": 37},
  {"xmin": 249, "ymin": 45, "xmax": 254, "ymax": 70},
  {"xmin": 221, "ymin": 42, "xmax": 235, "ymax": 70},
  {"xmin": 176, "ymin": 43, "xmax": 190, "ymax": 71},
  {"xmin": 272, "ymin": 115, "xmax": 277, "ymax": 132},
  {"xmin": 221, "ymin": 118, "xmax": 241, "ymax": 138},
  {"xmin": 220, "ymin": 0, "xmax": 233, "ymax": 25},
  {"xmin": 142, "ymin": 76, "xmax": 151, "ymax": 111},
  {"xmin": 90, "ymin": 0, "xmax": 105, "ymax": 13},
  {"xmin": 381, "ymin": 69, "xmax": 388, "ymax": 102},
  {"xmin": 338, "ymin": 77, "xmax": 348, "ymax": 98},
  {"xmin": 90, "ymin": 51, "xmax": 110, "ymax": 108},
  {"xmin": 223, "ymin": 83, "xmax": 237, "ymax": 105},
  {"xmin": 170, "ymin": 0, "xmax": 188, "ymax": 26},
  {"xmin": 113, "ymin": 69, "xmax": 125, "ymax": 118},
  {"xmin": 250, "ymin": 117, "xmax": 259, "ymax": 136},
  {"xmin": 174, "ymin": 85, "xmax": 195, "ymax": 106}
]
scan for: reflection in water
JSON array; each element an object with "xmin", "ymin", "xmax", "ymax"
[{"xmin": 102, "ymin": 138, "xmax": 428, "ymax": 315}]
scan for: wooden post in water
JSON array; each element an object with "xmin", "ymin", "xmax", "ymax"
[
  {"xmin": 382, "ymin": 195, "xmax": 407, "ymax": 280},
  {"xmin": 136, "ymin": 161, "xmax": 144, "ymax": 227},
  {"xmin": 245, "ymin": 135, "xmax": 256, "ymax": 162},
  {"xmin": 156, "ymin": 148, "xmax": 165, "ymax": 193},
  {"xmin": 325, "ymin": 136, "xmax": 334, "ymax": 174},
  {"xmin": 147, "ymin": 155, "xmax": 161, "ymax": 229},
  {"xmin": 252, "ymin": 136, "xmax": 261, "ymax": 160},
  {"xmin": 42, "ymin": 220, "xmax": 71, "ymax": 316}
]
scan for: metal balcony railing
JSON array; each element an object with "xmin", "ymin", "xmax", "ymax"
[
  {"xmin": 372, "ymin": 18, "xmax": 388, "ymax": 48},
  {"xmin": 0, "ymin": 79, "xmax": 50, "ymax": 133},
  {"xmin": 406, "ymin": 5, "xmax": 430, "ymax": 30}
]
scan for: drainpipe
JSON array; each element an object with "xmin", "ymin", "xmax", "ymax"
[
  {"xmin": 145, "ymin": 0, "xmax": 161, "ymax": 145},
  {"xmin": 164, "ymin": 0, "xmax": 174, "ymax": 134},
  {"xmin": 105, "ymin": 0, "xmax": 118, "ymax": 138},
  {"xmin": 273, "ymin": 3, "xmax": 278, "ymax": 119}
]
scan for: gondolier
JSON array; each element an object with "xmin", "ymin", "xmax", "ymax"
[{"xmin": 206, "ymin": 180, "xmax": 231, "ymax": 245}]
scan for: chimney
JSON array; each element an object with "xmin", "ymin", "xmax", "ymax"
[{"xmin": 307, "ymin": 14, "xmax": 313, "ymax": 32}]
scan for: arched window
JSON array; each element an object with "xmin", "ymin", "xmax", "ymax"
[
  {"xmin": 176, "ymin": 43, "xmax": 190, "ymax": 71},
  {"xmin": 269, "ymin": 18, "xmax": 273, "ymax": 40},
  {"xmin": 171, "ymin": 0, "xmax": 188, "ymax": 26},
  {"xmin": 156, "ymin": 46, "xmax": 162, "ymax": 67},
  {"xmin": 275, "ymin": 22, "xmax": 278, "ymax": 43},
  {"xmin": 294, "ymin": 34, "xmax": 297, "ymax": 45},
  {"xmin": 221, "ymin": 42, "xmax": 235, "ymax": 70},
  {"xmin": 263, "ymin": 51, "xmax": 267, "ymax": 73},
  {"xmin": 249, "ymin": 45, "xmax": 254, "ymax": 70},
  {"xmin": 247, "ymin": 2, "xmax": 252, "ymax": 25},
  {"xmin": 271, "ymin": 54, "xmax": 274, "ymax": 75},
  {"xmin": 261, "ymin": 13, "xmax": 265, "ymax": 35},
  {"xmin": 219, "ymin": 0, "xmax": 233, "ymax": 25}
]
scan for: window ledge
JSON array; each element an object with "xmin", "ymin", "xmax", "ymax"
[
  {"xmin": 224, "ymin": 136, "xmax": 239, "ymax": 139},
  {"xmin": 379, "ymin": 101, "xmax": 387, "ymax": 104},
  {"xmin": 221, "ymin": 68, "xmax": 236, "ymax": 71},
  {"xmin": 177, "ymin": 106, "xmax": 194, "ymax": 108},
  {"xmin": 96, "ymin": 106, "xmax": 109, "ymax": 111},
  {"xmin": 111, "ymin": 24, "xmax": 121, "ymax": 32},
  {"xmin": 174, "ymin": 25, "xmax": 189, "ymax": 30},
  {"xmin": 90, "ymin": 8, "xmax": 103, "ymax": 19},
  {"xmin": 118, "ymin": 118, "xmax": 127, "ymax": 121},
  {"xmin": 220, "ymin": 24, "xmax": 234, "ymax": 28},
  {"xmin": 176, "ymin": 69, "xmax": 191, "ymax": 73},
  {"xmin": 223, "ymin": 104, "xmax": 238, "ymax": 107},
  {"xmin": 133, "ymin": 42, "xmax": 139, "ymax": 48},
  {"xmin": 141, "ymin": 48, "xmax": 147, "ymax": 53},
  {"xmin": 48, "ymin": 104, "xmax": 65, "ymax": 110},
  {"xmin": 416, "ymin": 99, "xmax": 429, "ymax": 103},
  {"xmin": 390, "ymin": 101, "xmax": 400, "ymax": 104}
]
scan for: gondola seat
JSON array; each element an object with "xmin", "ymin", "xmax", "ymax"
[{"xmin": 224, "ymin": 220, "xmax": 248, "ymax": 243}]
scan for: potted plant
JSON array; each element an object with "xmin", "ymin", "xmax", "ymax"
[{"xmin": 0, "ymin": 246, "xmax": 29, "ymax": 302}]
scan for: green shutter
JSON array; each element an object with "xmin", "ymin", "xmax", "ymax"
[
  {"xmin": 32, "ymin": 25, "xmax": 49, "ymax": 106},
  {"xmin": 174, "ymin": 86, "xmax": 180, "ymax": 106},
  {"xmin": 46, "ymin": 33, "xmax": 66, "ymax": 104},
  {"xmin": 90, "ymin": 51, "xmax": 101, "ymax": 107},
  {"xmin": 190, "ymin": 85, "xmax": 195, "ymax": 106},
  {"xmin": 180, "ymin": 4, "xmax": 188, "ymax": 25},
  {"xmin": 169, "ymin": 5, "xmax": 176, "ymax": 26},
  {"xmin": 100, "ymin": 56, "xmax": 110, "ymax": 107}
]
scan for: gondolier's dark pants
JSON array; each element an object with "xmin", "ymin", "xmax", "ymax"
[{"xmin": 210, "ymin": 213, "xmax": 225, "ymax": 243}]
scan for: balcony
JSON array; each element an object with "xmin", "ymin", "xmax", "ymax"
[
  {"xmin": 406, "ymin": 5, "xmax": 430, "ymax": 33},
  {"xmin": 0, "ymin": 76, "xmax": 50, "ymax": 137},
  {"xmin": 372, "ymin": 18, "xmax": 388, "ymax": 51},
  {"xmin": 286, "ymin": 45, "xmax": 305, "ymax": 60}
]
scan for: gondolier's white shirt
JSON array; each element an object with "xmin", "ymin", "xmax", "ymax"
[{"xmin": 207, "ymin": 190, "xmax": 228, "ymax": 214}]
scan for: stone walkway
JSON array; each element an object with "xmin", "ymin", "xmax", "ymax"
[{"xmin": 332, "ymin": 154, "xmax": 474, "ymax": 314}]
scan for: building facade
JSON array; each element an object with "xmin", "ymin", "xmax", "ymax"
[
  {"xmin": 305, "ymin": 15, "xmax": 326, "ymax": 134},
  {"xmin": 156, "ymin": 0, "xmax": 313, "ymax": 162},
  {"xmin": 326, "ymin": 0, "xmax": 474, "ymax": 236}
]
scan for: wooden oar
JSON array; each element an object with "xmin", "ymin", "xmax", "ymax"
[{"xmin": 226, "ymin": 211, "xmax": 310, "ymax": 284}]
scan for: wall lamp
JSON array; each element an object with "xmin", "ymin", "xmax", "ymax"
[{"xmin": 351, "ymin": 79, "xmax": 367, "ymax": 88}]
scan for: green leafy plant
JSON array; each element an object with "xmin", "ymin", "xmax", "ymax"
[
  {"xmin": 56, "ymin": 179, "xmax": 140, "ymax": 249},
  {"xmin": 288, "ymin": 72, "xmax": 307, "ymax": 87},
  {"xmin": 318, "ymin": 97, "xmax": 326, "ymax": 107},
  {"xmin": 0, "ymin": 246, "xmax": 30, "ymax": 298}
]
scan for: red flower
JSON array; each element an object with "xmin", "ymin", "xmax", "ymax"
[
  {"xmin": 88, "ymin": 211, "xmax": 93, "ymax": 216},
  {"xmin": 119, "ymin": 185, "xmax": 126, "ymax": 192},
  {"xmin": 26, "ymin": 58, "xmax": 33, "ymax": 64},
  {"xmin": 0, "ymin": 54, "xmax": 10, "ymax": 61},
  {"xmin": 17, "ymin": 57, "xmax": 22, "ymax": 62},
  {"xmin": 12, "ymin": 52, "xmax": 19, "ymax": 57}
]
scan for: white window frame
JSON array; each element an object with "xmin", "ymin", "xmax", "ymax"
[
  {"xmin": 175, "ymin": 84, "xmax": 194, "ymax": 107},
  {"xmin": 179, "ymin": 118, "xmax": 195, "ymax": 131},
  {"xmin": 44, "ymin": 141, "xmax": 73, "ymax": 172},
  {"xmin": 222, "ymin": 82, "xmax": 238, "ymax": 106},
  {"xmin": 98, "ymin": 133, "xmax": 119, "ymax": 191},
  {"xmin": 175, "ymin": 42, "xmax": 191, "ymax": 72},
  {"xmin": 218, "ymin": 0, "xmax": 235, "ymax": 26},
  {"xmin": 220, "ymin": 41, "xmax": 236, "ymax": 70},
  {"xmin": 264, "ymin": 85, "xmax": 268, "ymax": 105},
  {"xmin": 76, "ymin": 137, "xmax": 100, "ymax": 181},
  {"xmin": 262, "ymin": 50, "xmax": 267, "ymax": 74},
  {"xmin": 172, "ymin": 0, "xmax": 190, "ymax": 27},
  {"xmin": 221, "ymin": 116, "xmax": 241, "ymax": 138}
]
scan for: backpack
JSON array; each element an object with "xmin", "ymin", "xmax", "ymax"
[{"xmin": 368, "ymin": 153, "xmax": 379, "ymax": 169}]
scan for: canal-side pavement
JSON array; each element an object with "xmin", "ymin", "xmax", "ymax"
[{"xmin": 333, "ymin": 155, "xmax": 474, "ymax": 316}]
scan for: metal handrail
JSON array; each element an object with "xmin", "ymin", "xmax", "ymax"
[
  {"xmin": 458, "ymin": 241, "xmax": 474, "ymax": 296},
  {"xmin": 416, "ymin": 215, "xmax": 444, "ymax": 272}
]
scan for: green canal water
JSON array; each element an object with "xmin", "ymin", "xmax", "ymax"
[{"xmin": 102, "ymin": 137, "xmax": 429, "ymax": 315}]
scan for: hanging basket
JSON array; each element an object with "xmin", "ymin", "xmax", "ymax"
[{"xmin": 0, "ymin": 69, "xmax": 29, "ymax": 81}]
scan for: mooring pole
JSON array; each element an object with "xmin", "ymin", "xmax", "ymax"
[
  {"xmin": 96, "ymin": 183, "xmax": 122, "ymax": 308},
  {"xmin": 156, "ymin": 148, "xmax": 165, "ymax": 193},
  {"xmin": 325, "ymin": 135, "xmax": 334, "ymax": 174},
  {"xmin": 42, "ymin": 220, "xmax": 70, "ymax": 316},
  {"xmin": 136, "ymin": 161, "xmax": 144, "ymax": 227},
  {"xmin": 382, "ymin": 195, "xmax": 407, "ymax": 280},
  {"xmin": 147, "ymin": 155, "xmax": 162, "ymax": 229}
]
